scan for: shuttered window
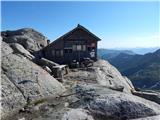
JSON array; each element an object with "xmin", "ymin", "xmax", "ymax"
[
  {"xmin": 72, "ymin": 45, "xmax": 76, "ymax": 51},
  {"xmin": 72, "ymin": 45, "xmax": 86, "ymax": 51},
  {"xmin": 52, "ymin": 50, "xmax": 55, "ymax": 56},
  {"xmin": 82, "ymin": 45, "xmax": 86, "ymax": 51},
  {"xmin": 77, "ymin": 45, "xmax": 82, "ymax": 51},
  {"xmin": 55, "ymin": 50, "xmax": 63, "ymax": 57},
  {"xmin": 61, "ymin": 50, "xmax": 63, "ymax": 56}
]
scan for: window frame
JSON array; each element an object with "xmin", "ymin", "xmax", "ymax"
[{"xmin": 55, "ymin": 49, "xmax": 63, "ymax": 58}]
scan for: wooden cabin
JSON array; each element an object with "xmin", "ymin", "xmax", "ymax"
[{"xmin": 41, "ymin": 24, "xmax": 101, "ymax": 65}]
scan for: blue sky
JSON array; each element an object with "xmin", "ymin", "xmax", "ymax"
[{"xmin": 1, "ymin": 1, "xmax": 160, "ymax": 48}]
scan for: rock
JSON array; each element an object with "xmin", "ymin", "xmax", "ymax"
[
  {"xmin": 65, "ymin": 60, "xmax": 134, "ymax": 93},
  {"xmin": 62, "ymin": 108, "xmax": 94, "ymax": 120},
  {"xmin": 64, "ymin": 102, "xmax": 69, "ymax": 107},
  {"xmin": 132, "ymin": 91, "xmax": 160, "ymax": 104},
  {"xmin": 18, "ymin": 118, "xmax": 25, "ymax": 120},
  {"xmin": 34, "ymin": 57, "xmax": 59, "ymax": 69},
  {"xmin": 88, "ymin": 94, "xmax": 160, "ymax": 120},
  {"xmin": 109, "ymin": 85, "xmax": 124, "ymax": 92},
  {"xmin": 1, "ymin": 71, "xmax": 26, "ymax": 117},
  {"xmin": 131, "ymin": 115, "xmax": 160, "ymax": 120},
  {"xmin": 1, "ymin": 41, "xmax": 65, "ymax": 117},
  {"xmin": 74, "ymin": 84, "xmax": 160, "ymax": 120},
  {"xmin": 9, "ymin": 43, "xmax": 35, "ymax": 59},
  {"xmin": 123, "ymin": 76, "xmax": 135, "ymax": 90},
  {"xmin": 1, "ymin": 28, "xmax": 48, "ymax": 52},
  {"xmin": 93, "ymin": 60, "xmax": 135, "ymax": 93},
  {"xmin": 1, "ymin": 40, "xmax": 13, "ymax": 57}
]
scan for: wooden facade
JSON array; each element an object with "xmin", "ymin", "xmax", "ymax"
[{"xmin": 41, "ymin": 24, "xmax": 101, "ymax": 64}]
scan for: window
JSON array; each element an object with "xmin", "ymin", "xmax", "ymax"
[
  {"xmin": 82, "ymin": 45, "xmax": 86, "ymax": 51},
  {"xmin": 60, "ymin": 50, "xmax": 63, "ymax": 56},
  {"xmin": 52, "ymin": 50, "xmax": 55, "ymax": 56},
  {"xmin": 55, "ymin": 50, "xmax": 63, "ymax": 57},
  {"xmin": 77, "ymin": 45, "xmax": 82, "ymax": 51},
  {"xmin": 72, "ymin": 45, "xmax": 86, "ymax": 51},
  {"xmin": 55, "ymin": 50, "xmax": 60, "ymax": 57},
  {"xmin": 72, "ymin": 45, "xmax": 76, "ymax": 51}
]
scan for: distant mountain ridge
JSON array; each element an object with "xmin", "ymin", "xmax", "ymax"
[
  {"xmin": 98, "ymin": 49, "xmax": 135, "ymax": 60},
  {"xmin": 103, "ymin": 49, "xmax": 160, "ymax": 90},
  {"xmin": 98, "ymin": 47, "xmax": 160, "ymax": 57},
  {"xmin": 127, "ymin": 47, "xmax": 160, "ymax": 55}
]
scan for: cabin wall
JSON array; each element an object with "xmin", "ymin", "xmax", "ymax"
[
  {"xmin": 43, "ymin": 28, "xmax": 99, "ymax": 64},
  {"xmin": 43, "ymin": 39, "xmax": 64, "ymax": 61}
]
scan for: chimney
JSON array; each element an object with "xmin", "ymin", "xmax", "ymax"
[
  {"xmin": 77, "ymin": 24, "xmax": 81, "ymax": 27},
  {"xmin": 47, "ymin": 40, "xmax": 50, "ymax": 45}
]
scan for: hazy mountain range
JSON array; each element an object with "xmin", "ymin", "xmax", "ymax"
[
  {"xmin": 98, "ymin": 49, "xmax": 135, "ymax": 60},
  {"xmin": 98, "ymin": 47, "xmax": 160, "ymax": 56},
  {"xmin": 126, "ymin": 47, "xmax": 160, "ymax": 55},
  {"xmin": 98, "ymin": 48, "xmax": 160, "ymax": 90}
]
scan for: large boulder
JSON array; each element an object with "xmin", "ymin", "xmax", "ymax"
[
  {"xmin": 9, "ymin": 43, "xmax": 35, "ymax": 59},
  {"xmin": 1, "ymin": 39, "xmax": 13, "ymax": 57},
  {"xmin": 1, "ymin": 28, "xmax": 49, "ymax": 52},
  {"xmin": 1, "ymin": 71, "xmax": 26, "ymax": 117},
  {"xmin": 34, "ymin": 57, "xmax": 59, "ymax": 68},
  {"xmin": 74, "ymin": 84, "xmax": 160, "ymax": 120},
  {"xmin": 65, "ymin": 60, "xmax": 134, "ymax": 93},
  {"xmin": 93, "ymin": 60, "xmax": 135, "ymax": 93},
  {"xmin": 1, "ymin": 41, "xmax": 65, "ymax": 116}
]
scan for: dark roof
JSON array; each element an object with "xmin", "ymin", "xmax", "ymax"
[{"xmin": 46, "ymin": 24, "xmax": 101, "ymax": 48}]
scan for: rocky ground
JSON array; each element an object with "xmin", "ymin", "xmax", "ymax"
[{"xmin": 1, "ymin": 28, "xmax": 160, "ymax": 120}]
